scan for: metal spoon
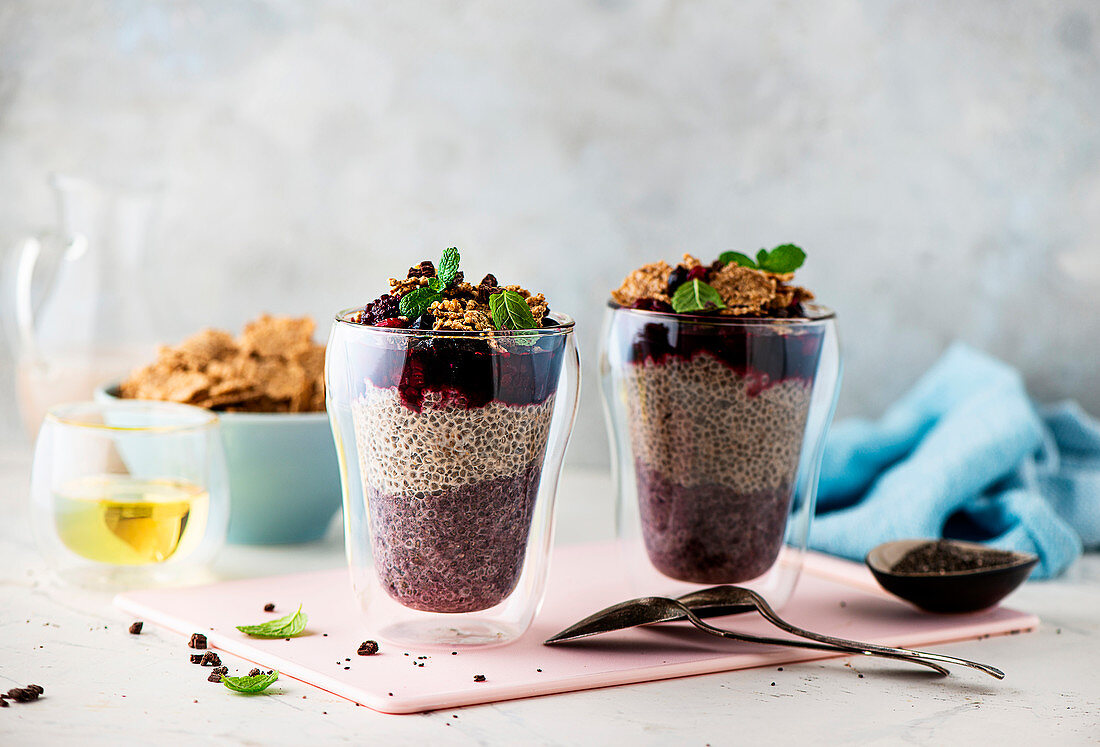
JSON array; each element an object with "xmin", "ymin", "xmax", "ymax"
[
  {"xmin": 545, "ymin": 595, "xmax": 952, "ymax": 676},
  {"xmin": 676, "ymin": 585, "xmax": 1005, "ymax": 680}
]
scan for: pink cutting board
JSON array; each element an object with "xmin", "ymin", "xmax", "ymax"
[{"xmin": 115, "ymin": 544, "xmax": 1037, "ymax": 714}]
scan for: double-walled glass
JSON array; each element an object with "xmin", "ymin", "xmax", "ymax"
[
  {"xmin": 30, "ymin": 400, "xmax": 229, "ymax": 589},
  {"xmin": 327, "ymin": 311, "xmax": 580, "ymax": 647},
  {"xmin": 601, "ymin": 304, "xmax": 840, "ymax": 608}
]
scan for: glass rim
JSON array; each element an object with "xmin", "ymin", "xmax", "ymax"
[
  {"xmin": 333, "ymin": 308, "xmax": 576, "ymax": 338},
  {"xmin": 45, "ymin": 400, "xmax": 219, "ymax": 433},
  {"xmin": 606, "ymin": 300, "xmax": 836, "ymax": 325}
]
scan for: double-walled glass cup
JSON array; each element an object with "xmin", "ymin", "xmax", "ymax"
[
  {"xmin": 601, "ymin": 303, "xmax": 840, "ymax": 608},
  {"xmin": 30, "ymin": 401, "xmax": 229, "ymax": 589},
  {"xmin": 327, "ymin": 311, "xmax": 580, "ymax": 647}
]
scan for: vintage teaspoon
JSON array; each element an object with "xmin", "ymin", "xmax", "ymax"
[
  {"xmin": 544, "ymin": 596, "xmax": 952, "ymax": 676},
  {"xmin": 676, "ymin": 585, "xmax": 1004, "ymax": 679}
]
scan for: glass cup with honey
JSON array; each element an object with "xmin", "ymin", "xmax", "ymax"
[{"xmin": 30, "ymin": 401, "xmax": 229, "ymax": 589}]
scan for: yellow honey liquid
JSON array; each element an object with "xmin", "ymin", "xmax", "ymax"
[{"xmin": 53, "ymin": 476, "xmax": 209, "ymax": 565}]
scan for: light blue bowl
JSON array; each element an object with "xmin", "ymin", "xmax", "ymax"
[{"xmin": 97, "ymin": 384, "xmax": 341, "ymax": 545}]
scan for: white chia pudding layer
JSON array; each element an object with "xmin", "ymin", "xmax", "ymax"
[
  {"xmin": 352, "ymin": 386, "xmax": 555, "ymax": 612},
  {"xmin": 623, "ymin": 353, "xmax": 812, "ymax": 492},
  {"xmin": 353, "ymin": 386, "xmax": 555, "ymax": 494}
]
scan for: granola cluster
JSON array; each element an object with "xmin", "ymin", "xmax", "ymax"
[
  {"xmin": 120, "ymin": 315, "xmax": 325, "ymax": 412},
  {"xmin": 612, "ymin": 253, "xmax": 814, "ymax": 317},
  {"xmin": 352, "ymin": 255, "xmax": 551, "ymax": 331}
]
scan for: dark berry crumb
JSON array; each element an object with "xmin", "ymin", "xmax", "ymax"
[
  {"xmin": 473, "ymin": 674, "xmax": 486, "ymax": 683},
  {"xmin": 264, "ymin": 603, "xmax": 275, "ymax": 612},
  {"xmin": 128, "ymin": 621, "xmax": 143, "ymax": 635},
  {"xmin": 190, "ymin": 654, "xmax": 203, "ymax": 664},
  {"xmin": 358, "ymin": 640, "xmax": 379, "ymax": 656},
  {"xmin": 207, "ymin": 672, "xmax": 223, "ymax": 683},
  {"xmin": 200, "ymin": 651, "xmax": 221, "ymax": 667},
  {"xmin": 188, "ymin": 633, "xmax": 207, "ymax": 650},
  {"xmin": 248, "ymin": 668, "xmax": 261, "ymax": 677}
]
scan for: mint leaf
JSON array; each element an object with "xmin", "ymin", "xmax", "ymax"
[
  {"xmin": 757, "ymin": 244, "xmax": 806, "ymax": 274},
  {"xmin": 670, "ymin": 279, "xmax": 726, "ymax": 313},
  {"xmin": 437, "ymin": 247, "xmax": 461, "ymax": 287},
  {"xmin": 398, "ymin": 286, "xmax": 442, "ymax": 319},
  {"xmin": 718, "ymin": 251, "xmax": 757, "ymax": 269},
  {"xmin": 428, "ymin": 277, "xmax": 445, "ymax": 293},
  {"xmin": 489, "ymin": 290, "xmax": 536, "ymax": 331},
  {"xmin": 756, "ymin": 248, "xmax": 769, "ymax": 267},
  {"xmin": 236, "ymin": 605, "xmax": 307, "ymax": 639},
  {"xmin": 222, "ymin": 670, "xmax": 279, "ymax": 694}
]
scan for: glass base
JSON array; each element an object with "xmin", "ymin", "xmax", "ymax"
[
  {"xmin": 51, "ymin": 563, "xmax": 216, "ymax": 591},
  {"xmin": 378, "ymin": 618, "xmax": 522, "ymax": 649}
]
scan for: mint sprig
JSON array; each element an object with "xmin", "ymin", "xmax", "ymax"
[
  {"xmin": 489, "ymin": 290, "xmax": 537, "ymax": 330},
  {"xmin": 437, "ymin": 247, "xmax": 460, "ymax": 287},
  {"xmin": 720, "ymin": 244, "xmax": 805, "ymax": 273},
  {"xmin": 718, "ymin": 251, "xmax": 757, "ymax": 269},
  {"xmin": 222, "ymin": 670, "xmax": 279, "ymax": 694},
  {"xmin": 398, "ymin": 285, "xmax": 441, "ymax": 319},
  {"xmin": 235, "ymin": 605, "xmax": 307, "ymax": 639},
  {"xmin": 670, "ymin": 279, "xmax": 726, "ymax": 313},
  {"xmin": 396, "ymin": 248, "xmax": 462, "ymax": 319}
]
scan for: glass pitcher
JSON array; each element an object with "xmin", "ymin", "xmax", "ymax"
[{"xmin": 4, "ymin": 174, "xmax": 161, "ymax": 439}]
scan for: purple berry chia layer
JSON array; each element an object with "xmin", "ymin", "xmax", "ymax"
[
  {"xmin": 352, "ymin": 385, "xmax": 555, "ymax": 613},
  {"xmin": 366, "ymin": 466, "xmax": 541, "ymax": 612},
  {"xmin": 635, "ymin": 460, "xmax": 791, "ymax": 582}
]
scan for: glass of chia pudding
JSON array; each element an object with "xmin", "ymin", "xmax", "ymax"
[
  {"xmin": 327, "ymin": 248, "xmax": 579, "ymax": 647},
  {"xmin": 601, "ymin": 246, "xmax": 840, "ymax": 607}
]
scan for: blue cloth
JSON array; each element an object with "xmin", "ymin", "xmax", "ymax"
[{"xmin": 810, "ymin": 343, "xmax": 1100, "ymax": 578}]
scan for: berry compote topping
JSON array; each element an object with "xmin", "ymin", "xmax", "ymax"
[{"xmin": 345, "ymin": 248, "xmax": 567, "ymax": 410}]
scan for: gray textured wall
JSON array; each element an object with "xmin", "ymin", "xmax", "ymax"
[{"xmin": 1, "ymin": 1, "xmax": 1098, "ymax": 463}]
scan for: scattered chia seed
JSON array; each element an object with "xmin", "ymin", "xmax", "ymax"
[
  {"xmin": 264, "ymin": 603, "xmax": 275, "ymax": 612},
  {"xmin": 473, "ymin": 674, "xmax": 486, "ymax": 682},
  {"xmin": 358, "ymin": 640, "xmax": 379, "ymax": 656}
]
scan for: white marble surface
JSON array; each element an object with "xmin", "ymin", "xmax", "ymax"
[
  {"xmin": 1, "ymin": 443, "xmax": 1098, "ymax": 745},
  {"xmin": 2, "ymin": 1, "xmax": 1100, "ymax": 465}
]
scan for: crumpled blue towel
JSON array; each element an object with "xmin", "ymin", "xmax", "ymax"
[{"xmin": 810, "ymin": 343, "xmax": 1100, "ymax": 578}]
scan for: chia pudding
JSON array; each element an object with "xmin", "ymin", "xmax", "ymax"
[
  {"xmin": 346, "ymin": 248, "xmax": 565, "ymax": 613},
  {"xmin": 609, "ymin": 247, "xmax": 824, "ymax": 584}
]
